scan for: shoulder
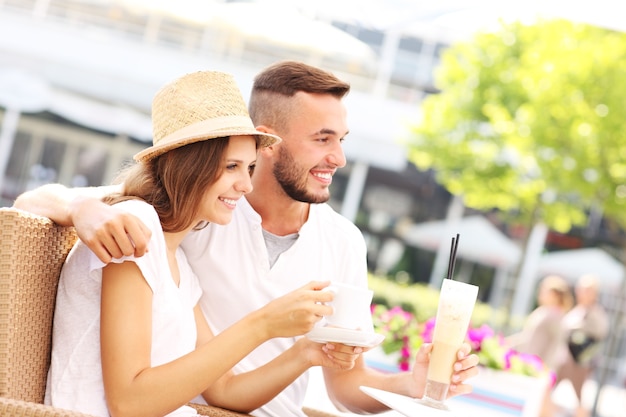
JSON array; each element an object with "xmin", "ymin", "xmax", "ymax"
[
  {"xmin": 308, "ymin": 204, "xmax": 366, "ymax": 257},
  {"xmin": 113, "ymin": 199, "xmax": 160, "ymax": 229},
  {"xmin": 311, "ymin": 203, "xmax": 362, "ymax": 239}
]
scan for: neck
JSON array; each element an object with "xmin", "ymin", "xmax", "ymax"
[
  {"xmin": 247, "ymin": 191, "xmax": 309, "ymax": 236},
  {"xmin": 163, "ymin": 228, "xmax": 192, "ymax": 253}
]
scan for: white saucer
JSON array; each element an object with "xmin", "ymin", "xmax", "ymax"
[
  {"xmin": 360, "ymin": 386, "xmax": 459, "ymax": 417},
  {"xmin": 305, "ymin": 327, "xmax": 385, "ymax": 348}
]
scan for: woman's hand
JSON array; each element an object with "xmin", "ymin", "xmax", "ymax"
[{"xmin": 255, "ymin": 281, "xmax": 334, "ymax": 339}]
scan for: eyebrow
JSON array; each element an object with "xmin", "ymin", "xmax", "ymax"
[
  {"xmin": 225, "ymin": 158, "xmax": 249, "ymax": 164},
  {"xmin": 317, "ymin": 128, "xmax": 350, "ymax": 137}
]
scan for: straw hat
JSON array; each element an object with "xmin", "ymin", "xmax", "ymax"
[{"xmin": 134, "ymin": 71, "xmax": 281, "ymax": 162}]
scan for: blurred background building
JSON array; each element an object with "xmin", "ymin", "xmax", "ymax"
[{"xmin": 0, "ymin": 0, "xmax": 624, "ymax": 387}]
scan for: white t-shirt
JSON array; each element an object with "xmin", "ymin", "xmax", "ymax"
[
  {"xmin": 182, "ymin": 197, "xmax": 371, "ymax": 417},
  {"xmin": 45, "ymin": 200, "xmax": 202, "ymax": 417}
]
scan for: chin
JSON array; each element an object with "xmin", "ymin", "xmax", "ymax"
[
  {"xmin": 211, "ymin": 214, "xmax": 233, "ymax": 226},
  {"xmin": 310, "ymin": 192, "xmax": 330, "ymax": 204}
]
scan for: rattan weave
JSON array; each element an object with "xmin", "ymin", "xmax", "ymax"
[
  {"xmin": 0, "ymin": 208, "xmax": 78, "ymax": 404},
  {"xmin": 0, "ymin": 397, "xmax": 94, "ymax": 417}
]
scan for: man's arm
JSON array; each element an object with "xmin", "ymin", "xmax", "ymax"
[
  {"xmin": 14, "ymin": 183, "xmax": 108, "ymax": 225},
  {"xmin": 323, "ymin": 343, "xmax": 479, "ymax": 414},
  {"xmin": 13, "ymin": 183, "xmax": 151, "ymax": 262}
]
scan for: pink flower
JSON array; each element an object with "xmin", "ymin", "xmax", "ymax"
[
  {"xmin": 372, "ymin": 306, "xmax": 550, "ymax": 378},
  {"xmin": 467, "ymin": 324, "xmax": 494, "ymax": 352},
  {"xmin": 421, "ymin": 317, "xmax": 436, "ymax": 343}
]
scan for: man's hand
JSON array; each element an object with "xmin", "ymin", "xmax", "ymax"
[
  {"xmin": 70, "ymin": 196, "xmax": 152, "ymax": 263},
  {"xmin": 296, "ymin": 337, "xmax": 365, "ymax": 371},
  {"xmin": 411, "ymin": 342, "xmax": 480, "ymax": 398}
]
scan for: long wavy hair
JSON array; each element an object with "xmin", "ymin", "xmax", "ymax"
[{"xmin": 104, "ymin": 137, "xmax": 229, "ymax": 232}]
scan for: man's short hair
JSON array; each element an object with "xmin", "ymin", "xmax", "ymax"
[{"xmin": 249, "ymin": 61, "xmax": 350, "ymax": 130}]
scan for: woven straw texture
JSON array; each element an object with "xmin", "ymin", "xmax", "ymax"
[
  {"xmin": 0, "ymin": 208, "xmax": 337, "ymax": 417},
  {"xmin": 0, "ymin": 397, "xmax": 95, "ymax": 417},
  {"xmin": 152, "ymin": 72, "xmax": 249, "ymax": 143},
  {"xmin": 189, "ymin": 404, "xmax": 340, "ymax": 417},
  {"xmin": 0, "ymin": 208, "xmax": 78, "ymax": 404},
  {"xmin": 136, "ymin": 71, "xmax": 279, "ymax": 162}
]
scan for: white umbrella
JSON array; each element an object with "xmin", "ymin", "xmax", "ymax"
[
  {"xmin": 537, "ymin": 248, "xmax": 624, "ymax": 289},
  {"xmin": 403, "ymin": 215, "xmax": 521, "ymax": 268}
]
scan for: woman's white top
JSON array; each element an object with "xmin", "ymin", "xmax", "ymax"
[{"xmin": 45, "ymin": 200, "xmax": 202, "ymax": 417}]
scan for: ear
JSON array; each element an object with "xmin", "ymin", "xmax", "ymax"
[
  {"xmin": 255, "ymin": 124, "xmax": 277, "ymax": 136},
  {"xmin": 256, "ymin": 125, "xmax": 280, "ymax": 153}
]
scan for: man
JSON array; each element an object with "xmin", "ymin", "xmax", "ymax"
[{"xmin": 14, "ymin": 61, "xmax": 478, "ymax": 416}]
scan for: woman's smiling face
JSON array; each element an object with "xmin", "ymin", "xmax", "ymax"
[{"xmin": 198, "ymin": 135, "xmax": 257, "ymax": 225}]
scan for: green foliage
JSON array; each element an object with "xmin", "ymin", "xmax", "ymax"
[
  {"xmin": 368, "ymin": 274, "xmax": 440, "ymax": 322},
  {"xmin": 477, "ymin": 336, "xmax": 508, "ymax": 370},
  {"xmin": 407, "ymin": 18, "xmax": 626, "ymax": 232}
]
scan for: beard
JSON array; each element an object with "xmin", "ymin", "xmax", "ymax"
[{"xmin": 273, "ymin": 145, "xmax": 330, "ymax": 204}]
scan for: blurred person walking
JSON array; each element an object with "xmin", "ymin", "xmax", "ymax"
[
  {"xmin": 508, "ymin": 274, "xmax": 573, "ymax": 417},
  {"xmin": 556, "ymin": 274, "xmax": 609, "ymax": 417}
]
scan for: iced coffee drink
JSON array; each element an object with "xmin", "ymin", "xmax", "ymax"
[{"xmin": 420, "ymin": 279, "xmax": 478, "ymax": 409}]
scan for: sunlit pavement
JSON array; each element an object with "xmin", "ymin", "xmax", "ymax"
[
  {"xmin": 303, "ymin": 366, "xmax": 626, "ymax": 417},
  {"xmin": 551, "ymin": 379, "xmax": 626, "ymax": 417}
]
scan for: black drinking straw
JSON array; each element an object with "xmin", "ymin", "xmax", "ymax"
[{"xmin": 446, "ymin": 233, "xmax": 460, "ymax": 280}]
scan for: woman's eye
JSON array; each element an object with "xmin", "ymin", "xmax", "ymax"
[
  {"xmin": 248, "ymin": 164, "xmax": 256, "ymax": 175},
  {"xmin": 226, "ymin": 163, "xmax": 237, "ymax": 170}
]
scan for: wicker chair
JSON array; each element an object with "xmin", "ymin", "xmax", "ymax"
[{"xmin": 0, "ymin": 207, "xmax": 337, "ymax": 417}]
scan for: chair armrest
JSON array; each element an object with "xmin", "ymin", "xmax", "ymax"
[
  {"xmin": 188, "ymin": 402, "xmax": 253, "ymax": 416},
  {"xmin": 303, "ymin": 406, "xmax": 341, "ymax": 417},
  {"xmin": 187, "ymin": 403, "xmax": 340, "ymax": 417},
  {"xmin": 0, "ymin": 397, "xmax": 96, "ymax": 417}
]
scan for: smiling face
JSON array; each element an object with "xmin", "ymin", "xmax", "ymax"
[
  {"xmin": 198, "ymin": 135, "xmax": 257, "ymax": 225},
  {"xmin": 271, "ymin": 92, "xmax": 348, "ymax": 204}
]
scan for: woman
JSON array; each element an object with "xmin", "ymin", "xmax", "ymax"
[
  {"xmin": 45, "ymin": 71, "xmax": 360, "ymax": 417},
  {"xmin": 509, "ymin": 274, "xmax": 573, "ymax": 370},
  {"xmin": 508, "ymin": 274, "xmax": 573, "ymax": 417}
]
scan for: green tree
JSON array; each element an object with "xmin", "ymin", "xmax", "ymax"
[
  {"xmin": 408, "ymin": 19, "xmax": 626, "ymax": 233},
  {"xmin": 406, "ymin": 21, "xmax": 626, "ymax": 408}
]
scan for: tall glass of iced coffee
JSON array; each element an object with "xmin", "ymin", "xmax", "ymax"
[{"xmin": 418, "ymin": 279, "xmax": 478, "ymax": 410}]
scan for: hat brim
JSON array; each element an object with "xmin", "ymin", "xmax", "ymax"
[{"xmin": 134, "ymin": 125, "xmax": 281, "ymax": 162}]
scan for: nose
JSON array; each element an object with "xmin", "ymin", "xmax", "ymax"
[
  {"xmin": 235, "ymin": 172, "xmax": 254, "ymax": 194},
  {"xmin": 327, "ymin": 140, "xmax": 347, "ymax": 168}
]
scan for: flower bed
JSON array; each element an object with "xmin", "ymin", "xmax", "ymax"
[{"xmin": 370, "ymin": 303, "xmax": 553, "ymax": 379}]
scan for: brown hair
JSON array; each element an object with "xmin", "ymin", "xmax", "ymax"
[
  {"xmin": 104, "ymin": 137, "xmax": 229, "ymax": 232},
  {"xmin": 249, "ymin": 61, "xmax": 350, "ymax": 131}
]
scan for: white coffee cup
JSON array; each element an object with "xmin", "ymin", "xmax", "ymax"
[{"xmin": 324, "ymin": 282, "xmax": 374, "ymax": 330}]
